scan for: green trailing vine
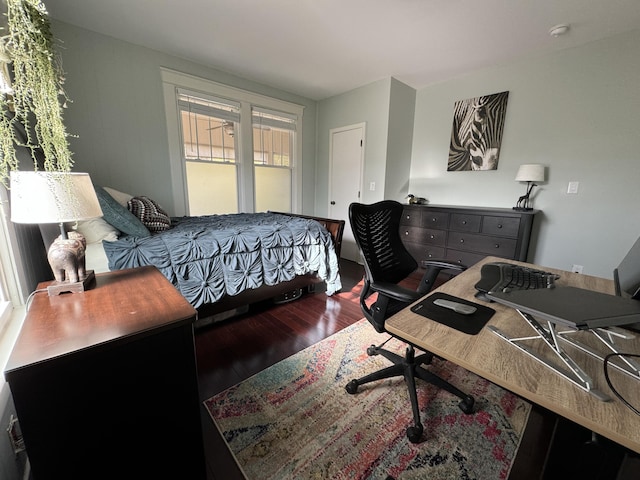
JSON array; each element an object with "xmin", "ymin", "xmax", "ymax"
[{"xmin": 0, "ymin": 0, "xmax": 73, "ymax": 186}]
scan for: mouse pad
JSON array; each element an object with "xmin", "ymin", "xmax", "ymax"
[{"xmin": 410, "ymin": 292, "xmax": 495, "ymax": 335}]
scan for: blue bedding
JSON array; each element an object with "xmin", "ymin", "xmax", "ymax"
[{"xmin": 103, "ymin": 212, "xmax": 342, "ymax": 308}]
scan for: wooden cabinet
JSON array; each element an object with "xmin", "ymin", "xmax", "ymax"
[
  {"xmin": 400, "ymin": 205, "xmax": 537, "ymax": 267},
  {"xmin": 4, "ymin": 266, "xmax": 205, "ymax": 479}
]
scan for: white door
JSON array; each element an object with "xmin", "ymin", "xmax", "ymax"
[{"xmin": 329, "ymin": 123, "xmax": 365, "ymax": 262}]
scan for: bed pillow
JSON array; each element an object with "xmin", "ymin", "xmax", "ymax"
[
  {"xmin": 103, "ymin": 187, "xmax": 133, "ymax": 207},
  {"xmin": 75, "ymin": 218, "xmax": 120, "ymax": 243},
  {"xmin": 95, "ymin": 186, "xmax": 151, "ymax": 237},
  {"xmin": 127, "ymin": 196, "xmax": 171, "ymax": 233}
]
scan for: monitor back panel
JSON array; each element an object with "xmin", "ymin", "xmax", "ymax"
[{"xmin": 614, "ymin": 236, "xmax": 640, "ymax": 299}]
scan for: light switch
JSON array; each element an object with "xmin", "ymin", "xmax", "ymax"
[
  {"xmin": 369, "ymin": 182, "xmax": 376, "ymax": 191},
  {"xmin": 567, "ymin": 181, "xmax": 579, "ymax": 194}
]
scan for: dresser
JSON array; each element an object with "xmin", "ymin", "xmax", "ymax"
[
  {"xmin": 400, "ymin": 205, "xmax": 537, "ymax": 267},
  {"xmin": 4, "ymin": 266, "xmax": 205, "ymax": 479}
]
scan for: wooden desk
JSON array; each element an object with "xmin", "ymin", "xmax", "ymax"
[
  {"xmin": 386, "ymin": 256, "xmax": 640, "ymax": 454},
  {"xmin": 5, "ymin": 266, "xmax": 206, "ymax": 479}
]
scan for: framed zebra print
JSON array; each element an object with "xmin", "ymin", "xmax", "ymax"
[{"xmin": 448, "ymin": 91, "xmax": 509, "ymax": 171}]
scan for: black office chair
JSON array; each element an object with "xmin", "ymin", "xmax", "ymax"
[{"xmin": 345, "ymin": 200, "xmax": 475, "ymax": 443}]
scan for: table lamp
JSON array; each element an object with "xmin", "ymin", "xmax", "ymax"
[
  {"xmin": 513, "ymin": 164, "xmax": 545, "ymax": 211},
  {"xmin": 10, "ymin": 171, "xmax": 103, "ymax": 295}
]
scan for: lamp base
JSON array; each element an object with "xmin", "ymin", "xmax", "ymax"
[
  {"xmin": 512, "ymin": 207, "xmax": 534, "ymax": 212},
  {"xmin": 47, "ymin": 270, "xmax": 96, "ymax": 296}
]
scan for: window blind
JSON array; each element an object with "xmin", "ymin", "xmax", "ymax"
[
  {"xmin": 252, "ymin": 107, "xmax": 296, "ymax": 132},
  {"xmin": 178, "ymin": 91, "xmax": 240, "ymax": 123}
]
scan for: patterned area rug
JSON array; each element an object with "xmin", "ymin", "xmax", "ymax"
[{"xmin": 204, "ymin": 319, "xmax": 531, "ymax": 480}]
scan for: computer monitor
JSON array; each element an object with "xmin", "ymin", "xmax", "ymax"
[
  {"xmin": 614, "ymin": 236, "xmax": 640, "ymax": 300},
  {"xmin": 614, "ymin": 236, "xmax": 640, "ymax": 331}
]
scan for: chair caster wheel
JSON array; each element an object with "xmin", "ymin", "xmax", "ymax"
[
  {"xmin": 406, "ymin": 424, "xmax": 423, "ymax": 444},
  {"xmin": 345, "ymin": 380, "xmax": 359, "ymax": 394},
  {"xmin": 366, "ymin": 345, "xmax": 377, "ymax": 356},
  {"xmin": 458, "ymin": 395, "xmax": 475, "ymax": 414}
]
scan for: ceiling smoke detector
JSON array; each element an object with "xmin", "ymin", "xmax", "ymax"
[{"xmin": 549, "ymin": 24, "xmax": 570, "ymax": 37}]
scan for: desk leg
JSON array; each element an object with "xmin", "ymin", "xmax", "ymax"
[{"xmin": 488, "ymin": 310, "xmax": 610, "ymax": 401}]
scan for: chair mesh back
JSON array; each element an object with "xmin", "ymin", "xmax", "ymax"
[{"xmin": 349, "ymin": 201, "xmax": 418, "ymax": 284}]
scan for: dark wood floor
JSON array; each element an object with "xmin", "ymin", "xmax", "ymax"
[
  {"xmin": 195, "ymin": 259, "xmax": 367, "ymax": 480},
  {"xmin": 193, "ymin": 259, "xmax": 636, "ymax": 480}
]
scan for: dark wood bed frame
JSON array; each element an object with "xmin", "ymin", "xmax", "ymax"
[{"xmin": 195, "ymin": 213, "xmax": 345, "ymax": 325}]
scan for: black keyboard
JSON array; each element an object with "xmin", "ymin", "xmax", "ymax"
[{"xmin": 474, "ymin": 262, "xmax": 560, "ymax": 294}]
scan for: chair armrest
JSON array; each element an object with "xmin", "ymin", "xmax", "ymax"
[
  {"xmin": 370, "ymin": 281, "xmax": 422, "ymax": 303},
  {"xmin": 418, "ymin": 259, "xmax": 467, "ymax": 294},
  {"xmin": 420, "ymin": 259, "xmax": 466, "ymax": 272}
]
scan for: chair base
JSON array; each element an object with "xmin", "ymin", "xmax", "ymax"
[{"xmin": 345, "ymin": 341, "xmax": 475, "ymax": 443}]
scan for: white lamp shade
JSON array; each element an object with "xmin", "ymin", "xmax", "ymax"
[
  {"xmin": 10, "ymin": 171, "xmax": 103, "ymax": 224},
  {"xmin": 515, "ymin": 164, "xmax": 545, "ymax": 183}
]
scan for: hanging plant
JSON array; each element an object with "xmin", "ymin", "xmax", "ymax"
[{"xmin": 0, "ymin": 0, "xmax": 73, "ymax": 186}]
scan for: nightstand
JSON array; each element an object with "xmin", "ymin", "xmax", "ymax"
[{"xmin": 4, "ymin": 266, "xmax": 205, "ymax": 479}]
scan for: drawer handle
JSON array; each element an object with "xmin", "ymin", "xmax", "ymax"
[
  {"xmin": 495, "ymin": 244, "xmax": 500, "ymax": 248},
  {"xmin": 497, "ymin": 224, "xmax": 503, "ymax": 229},
  {"xmin": 460, "ymin": 239, "xmax": 464, "ymax": 243},
  {"xmin": 430, "ymin": 235, "xmax": 435, "ymax": 239},
  {"xmin": 406, "ymin": 215, "xmax": 411, "ymax": 220},
  {"xmin": 431, "ymin": 218, "xmax": 437, "ymax": 222},
  {"xmin": 462, "ymin": 220, "xmax": 467, "ymax": 225},
  {"xmin": 404, "ymin": 231, "xmax": 409, "ymax": 235}
]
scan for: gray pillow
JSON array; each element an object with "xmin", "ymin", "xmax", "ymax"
[{"xmin": 95, "ymin": 186, "xmax": 150, "ymax": 237}]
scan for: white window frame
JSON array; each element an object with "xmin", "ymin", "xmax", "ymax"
[
  {"xmin": 161, "ymin": 68, "xmax": 304, "ymax": 215},
  {"xmin": 0, "ymin": 185, "xmax": 28, "ymax": 393}
]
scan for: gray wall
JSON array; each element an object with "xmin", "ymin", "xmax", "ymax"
[
  {"xmin": 315, "ymin": 78, "xmax": 392, "ymax": 215},
  {"xmin": 385, "ymin": 78, "xmax": 416, "ymax": 201},
  {"xmin": 51, "ymin": 20, "xmax": 319, "ymax": 216},
  {"xmin": 409, "ymin": 29, "xmax": 640, "ymax": 278},
  {"xmin": 317, "ymin": 29, "xmax": 640, "ymax": 278}
]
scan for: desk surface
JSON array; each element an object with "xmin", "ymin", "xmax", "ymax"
[{"xmin": 386, "ymin": 256, "xmax": 640, "ymax": 454}]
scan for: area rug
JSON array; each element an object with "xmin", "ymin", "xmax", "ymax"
[{"xmin": 204, "ymin": 319, "xmax": 532, "ymax": 480}]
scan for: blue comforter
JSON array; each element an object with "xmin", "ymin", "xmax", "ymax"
[{"xmin": 103, "ymin": 212, "xmax": 342, "ymax": 308}]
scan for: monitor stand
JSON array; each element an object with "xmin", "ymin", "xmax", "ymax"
[{"xmin": 488, "ymin": 309, "xmax": 640, "ymax": 402}]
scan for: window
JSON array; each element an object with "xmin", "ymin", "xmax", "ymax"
[
  {"xmin": 252, "ymin": 108, "xmax": 295, "ymax": 213},
  {"xmin": 162, "ymin": 69, "xmax": 304, "ymax": 216},
  {"xmin": 178, "ymin": 92, "xmax": 240, "ymax": 215}
]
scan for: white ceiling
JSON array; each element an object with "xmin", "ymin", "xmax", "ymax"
[{"xmin": 47, "ymin": 0, "xmax": 640, "ymax": 100}]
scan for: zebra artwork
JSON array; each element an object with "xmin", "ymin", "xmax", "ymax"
[{"xmin": 447, "ymin": 91, "xmax": 509, "ymax": 171}]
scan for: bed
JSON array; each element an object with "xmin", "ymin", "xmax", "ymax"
[{"xmin": 79, "ymin": 187, "xmax": 345, "ymax": 322}]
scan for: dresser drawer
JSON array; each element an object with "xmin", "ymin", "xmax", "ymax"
[
  {"xmin": 423, "ymin": 246, "xmax": 446, "ymax": 260},
  {"xmin": 450, "ymin": 213, "xmax": 481, "ymax": 232},
  {"xmin": 420, "ymin": 211, "xmax": 449, "ymax": 229},
  {"xmin": 404, "ymin": 242, "xmax": 445, "ymax": 262},
  {"xmin": 482, "ymin": 216, "xmax": 520, "ymax": 237},
  {"xmin": 448, "ymin": 231, "xmax": 518, "ymax": 257},
  {"xmin": 400, "ymin": 226, "xmax": 422, "ymax": 243},
  {"xmin": 400, "ymin": 209, "xmax": 421, "ymax": 226},
  {"xmin": 420, "ymin": 228, "xmax": 446, "ymax": 246},
  {"xmin": 444, "ymin": 249, "xmax": 486, "ymax": 267},
  {"xmin": 400, "ymin": 226, "xmax": 446, "ymax": 246}
]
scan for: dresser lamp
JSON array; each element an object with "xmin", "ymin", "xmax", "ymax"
[
  {"xmin": 10, "ymin": 171, "xmax": 103, "ymax": 295},
  {"xmin": 513, "ymin": 164, "xmax": 545, "ymax": 211}
]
